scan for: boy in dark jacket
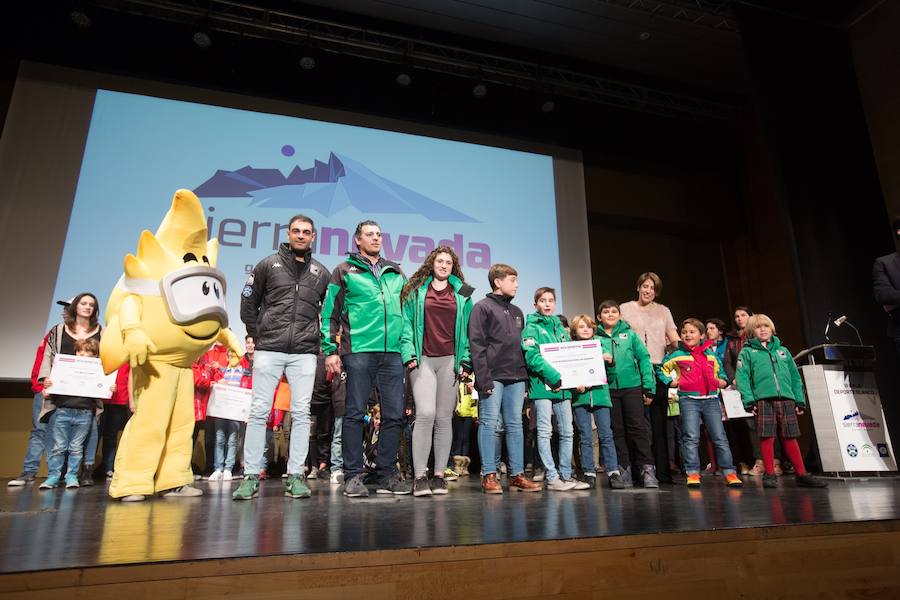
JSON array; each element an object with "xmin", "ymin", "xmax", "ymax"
[{"xmin": 468, "ymin": 264, "xmax": 541, "ymax": 494}]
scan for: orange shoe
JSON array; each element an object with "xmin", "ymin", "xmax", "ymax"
[
  {"xmin": 482, "ymin": 473, "xmax": 503, "ymax": 494},
  {"xmin": 686, "ymin": 473, "xmax": 701, "ymax": 487},
  {"xmin": 725, "ymin": 473, "xmax": 743, "ymax": 487},
  {"xmin": 509, "ymin": 474, "xmax": 542, "ymax": 492}
]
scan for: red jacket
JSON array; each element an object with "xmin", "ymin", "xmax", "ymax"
[
  {"xmin": 659, "ymin": 340, "xmax": 724, "ymax": 397},
  {"xmin": 192, "ymin": 344, "xmax": 228, "ymax": 420},
  {"xmin": 106, "ymin": 364, "xmax": 131, "ymax": 406},
  {"xmin": 30, "ymin": 333, "xmax": 50, "ymax": 393}
]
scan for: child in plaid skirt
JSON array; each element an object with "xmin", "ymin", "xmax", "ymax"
[{"xmin": 735, "ymin": 314, "xmax": 827, "ymax": 488}]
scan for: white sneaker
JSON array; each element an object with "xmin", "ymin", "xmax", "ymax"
[
  {"xmin": 162, "ymin": 485, "xmax": 203, "ymax": 497},
  {"xmin": 546, "ymin": 477, "xmax": 577, "ymax": 491},
  {"xmin": 308, "ymin": 467, "xmax": 318, "ymax": 480},
  {"xmin": 533, "ymin": 469, "xmax": 545, "ymax": 482},
  {"xmin": 330, "ymin": 469, "xmax": 344, "ymax": 484},
  {"xmin": 565, "ymin": 477, "xmax": 592, "ymax": 490},
  {"xmin": 222, "ymin": 470, "xmax": 233, "ymax": 481},
  {"xmin": 208, "ymin": 470, "xmax": 223, "ymax": 482}
]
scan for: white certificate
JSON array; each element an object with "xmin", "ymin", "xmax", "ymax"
[
  {"xmin": 722, "ymin": 388, "xmax": 753, "ymax": 419},
  {"xmin": 539, "ymin": 340, "xmax": 607, "ymax": 389},
  {"xmin": 207, "ymin": 383, "xmax": 252, "ymax": 422},
  {"xmin": 48, "ymin": 355, "xmax": 116, "ymax": 399}
]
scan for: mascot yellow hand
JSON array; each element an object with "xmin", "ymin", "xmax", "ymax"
[
  {"xmin": 218, "ymin": 327, "xmax": 243, "ymax": 367},
  {"xmin": 101, "ymin": 189, "xmax": 238, "ymax": 499}
]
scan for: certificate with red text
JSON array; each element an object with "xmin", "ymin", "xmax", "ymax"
[
  {"xmin": 49, "ymin": 355, "xmax": 116, "ymax": 399},
  {"xmin": 539, "ymin": 340, "xmax": 607, "ymax": 389}
]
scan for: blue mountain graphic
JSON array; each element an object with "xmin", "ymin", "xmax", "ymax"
[{"xmin": 193, "ymin": 152, "xmax": 478, "ymax": 223}]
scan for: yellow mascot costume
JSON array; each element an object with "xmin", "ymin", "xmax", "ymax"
[{"xmin": 101, "ymin": 189, "xmax": 242, "ymax": 501}]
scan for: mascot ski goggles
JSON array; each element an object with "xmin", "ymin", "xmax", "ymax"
[{"xmin": 117, "ymin": 265, "xmax": 229, "ymax": 327}]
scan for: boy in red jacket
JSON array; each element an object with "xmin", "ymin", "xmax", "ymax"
[{"xmin": 659, "ymin": 318, "xmax": 742, "ymax": 489}]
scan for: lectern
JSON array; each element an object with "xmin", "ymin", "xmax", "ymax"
[{"xmin": 795, "ymin": 344, "xmax": 896, "ymax": 472}]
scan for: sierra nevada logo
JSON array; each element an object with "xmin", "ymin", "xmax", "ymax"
[{"xmin": 194, "ymin": 151, "xmax": 478, "ymax": 223}]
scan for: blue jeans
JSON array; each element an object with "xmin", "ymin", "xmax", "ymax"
[
  {"xmin": 243, "ymin": 351, "xmax": 317, "ymax": 476},
  {"xmin": 573, "ymin": 404, "xmax": 618, "ymax": 475},
  {"xmin": 22, "ymin": 392, "xmax": 53, "ymax": 474},
  {"xmin": 47, "ymin": 407, "xmax": 94, "ymax": 479},
  {"xmin": 214, "ymin": 418, "xmax": 241, "ymax": 471},
  {"xmin": 83, "ymin": 414, "xmax": 99, "ymax": 468},
  {"xmin": 330, "ymin": 415, "xmax": 343, "ymax": 471},
  {"xmin": 534, "ymin": 398, "xmax": 574, "ymax": 481},
  {"xmin": 342, "ymin": 352, "xmax": 404, "ymax": 481},
  {"xmin": 680, "ymin": 396, "xmax": 736, "ymax": 475},
  {"xmin": 476, "ymin": 381, "xmax": 526, "ymax": 477}
]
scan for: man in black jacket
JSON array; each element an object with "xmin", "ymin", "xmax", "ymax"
[
  {"xmin": 233, "ymin": 214, "xmax": 329, "ymax": 501},
  {"xmin": 468, "ymin": 264, "xmax": 541, "ymax": 494},
  {"xmin": 873, "ymin": 216, "xmax": 900, "ymax": 358}
]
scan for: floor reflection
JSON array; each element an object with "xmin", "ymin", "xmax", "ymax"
[{"xmin": 1, "ymin": 476, "xmax": 898, "ymax": 573}]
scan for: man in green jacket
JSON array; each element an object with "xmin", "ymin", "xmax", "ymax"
[{"xmin": 321, "ymin": 220, "xmax": 410, "ymax": 497}]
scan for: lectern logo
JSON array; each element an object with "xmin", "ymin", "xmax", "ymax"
[
  {"xmin": 846, "ymin": 444, "xmax": 858, "ymax": 457},
  {"xmin": 877, "ymin": 443, "xmax": 889, "ymax": 457}
]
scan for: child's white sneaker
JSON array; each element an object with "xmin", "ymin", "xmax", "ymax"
[
  {"xmin": 208, "ymin": 470, "xmax": 223, "ymax": 482},
  {"xmin": 222, "ymin": 470, "xmax": 233, "ymax": 481}
]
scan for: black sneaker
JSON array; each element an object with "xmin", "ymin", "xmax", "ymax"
[
  {"xmin": 343, "ymin": 474, "xmax": 370, "ymax": 498},
  {"xmin": 796, "ymin": 474, "xmax": 827, "ymax": 488},
  {"xmin": 577, "ymin": 474, "xmax": 597, "ymax": 488},
  {"xmin": 431, "ymin": 476, "xmax": 448, "ymax": 495},
  {"xmin": 762, "ymin": 473, "xmax": 778, "ymax": 488},
  {"xmin": 413, "ymin": 476, "xmax": 432, "ymax": 497},
  {"xmin": 608, "ymin": 472, "xmax": 626, "ymax": 490},
  {"xmin": 377, "ymin": 473, "xmax": 412, "ymax": 495}
]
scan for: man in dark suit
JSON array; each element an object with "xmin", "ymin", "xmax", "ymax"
[{"xmin": 873, "ymin": 216, "xmax": 900, "ymax": 357}]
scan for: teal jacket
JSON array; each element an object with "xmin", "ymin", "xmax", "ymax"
[
  {"xmin": 321, "ymin": 254, "xmax": 406, "ymax": 355},
  {"xmin": 735, "ymin": 336, "xmax": 806, "ymax": 406},
  {"xmin": 570, "ymin": 335, "xmax": 612, "ymax": 409},
  {"xmin": 399, "ymin": 275, "xmax": 475, "ymax": 373},
  {"xmin": 597, "ymin": 320, "xmax": 655, "ymax": 395},
  {"xmin": 522, "ymin": 312, "xmax": 571, "ymax": 401}
]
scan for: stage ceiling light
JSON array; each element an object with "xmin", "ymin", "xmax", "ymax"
[
  {"xmin": 541, "ymin": 100, "xmax": 555, "ymax": 113},
  {"xmin": 70, "ymin": 9, "xmax": 91, "ymax": 29},
  {"xmin": 395, "ymin": 72, "xmax": 412, "ymax": 86},
  {"xmin": 472, "ymin": 83, "xmax": 487, "ymax": 98},
  {"xmin": 299, "ymin": 55, "xmax": 317, "ymax": 70},
  {"xmin": 193, "ymin": 30, "xmax": 212, "ymax": 49}
]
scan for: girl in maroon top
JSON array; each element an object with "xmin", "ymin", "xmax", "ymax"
[{"xmin": 400, "ymin": 246, "xmax": 475, "ymax": 497}]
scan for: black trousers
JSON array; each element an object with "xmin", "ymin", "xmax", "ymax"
[
  {"xmin": 99, "ymin": 404, "xmax": 131, "ymax": 473},
  {"xmin": 648, "ymin": 380, "xmax": 672, "ymax": 481},
  {"xmin": 609, "ymin": 386, "xmax": 653, "ymax": 471}
]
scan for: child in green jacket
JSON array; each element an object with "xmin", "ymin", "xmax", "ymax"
[
  {"xmin": 596, "ymin": 300, "xmax": 658, "ymax": 488},
  {"xmin": 735, "ymin": 314, "xmax": 826, "ymax": 488},
  {"xmin": 569, "ymin": 314, "xmax": 625, "ymax": 489},
  {"xmin": 522, "ymin": 287, "xmax": 580, "ymax": 491}
]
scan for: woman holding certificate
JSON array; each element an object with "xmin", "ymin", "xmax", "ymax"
[{"xmin": 400, "ymin": 246, "xmax": 475, "ymax": 497}]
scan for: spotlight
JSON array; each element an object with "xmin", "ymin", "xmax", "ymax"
[
  {"xmin": 639, "ymin": 31, "xmax": 651, "ymax": 41},
  {"xmin": 472, "ymin": 83, "xmax": 487, "ymax": 98},
  {"xmin": 70, "ymin": 10, "xmax": 91, "ymax": 29},
  {"xmin": 193, "ymin": 30, "xmax": 212, "ymax": 49},
  {"xmin": 541, "ymin": 100, "xmax": 555, "ymax": 113},
  {"xmin": 396, "ymin": 72, "xmax": 412, "ymax": 87},
  {"xmin": 299, "ymin": 56, "xmax": 317, "ymax": 70}
]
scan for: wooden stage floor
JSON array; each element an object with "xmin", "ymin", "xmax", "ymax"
[{"xmin": 2, "ymin": 475, "xmax": 900, "ymax": 599}]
